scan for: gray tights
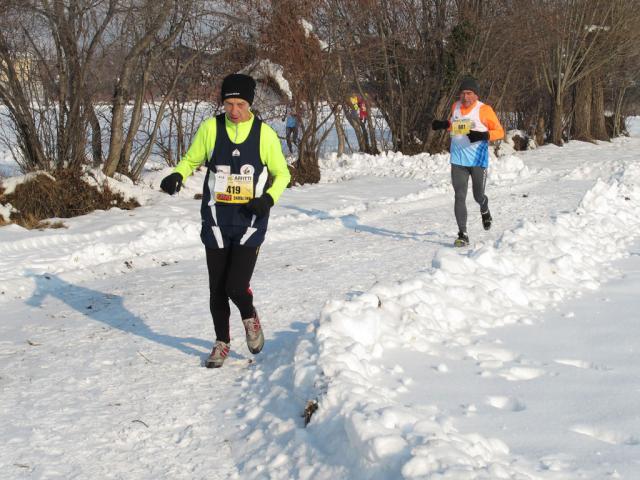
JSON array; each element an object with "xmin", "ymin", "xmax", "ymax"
[{"xmin": 451, "ymin": 164, "xmax": 488, "ymax": 233}]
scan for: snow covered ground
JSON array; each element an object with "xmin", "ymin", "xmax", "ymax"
[{"xmin": 1, "ymin": 119, "xmax": 640, "ymax": 479}]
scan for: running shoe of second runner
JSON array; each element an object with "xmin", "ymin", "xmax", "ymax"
[
  {"xmin": 205, "ymin": 340, "xmax": 230, "ymax": 368},
  {"xmin": 481, "ymin": 209, "xmax": 492, "ymax": 231},
  {"xmin": 454, "ymin": 231, "xmax": 470, "ymax": 247},
  {"xmin": 242, "ymin": 310, "xmax": 264, "ymax": 354}
]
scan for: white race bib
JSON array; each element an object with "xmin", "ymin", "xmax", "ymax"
[
  {"xmin": 213, "ymin": 173, "xmax": 254, "ymax": 204},
  {"xmin": 450, "ymin": 119, "xmax": 472, "ymax": 136}
]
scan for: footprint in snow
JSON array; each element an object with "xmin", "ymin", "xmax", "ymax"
[
  {"xmin": 571, "ymin": 424, "xmax": 640, "ymax": 446},
  {"xmin": 465, "ymin": 344, "xmax": 518, "ymax": 370},
  {"xmin": 174, "ymin": 424, "xmax": 193, "ymax": 446},
  {"xmin": 554, "ymin": 358, "xmax": 611, "ymax": 371},
  {"xmin": 486, "ymin": 395, "xmax": 526, "ymax": 412},
  {"xmin": 498, "ymin": 366, "xmax": 545, "ymax": 381}
]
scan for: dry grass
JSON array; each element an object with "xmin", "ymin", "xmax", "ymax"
[
  {"xmin": 16, "ymin": 215, "xmax": 68, "ymax": 230},
  {"xmin": 288, "ymin": 162, "xmax": 319, "ymax": 186},
  {"xmin": 0, "ymin": 171, "xmax": 140, "ymax": 229},
  {"xmin": 511, "ymin": 133, "xmax": 529, "ymax": 151},
  {"xmin": 46, "ymin": 220, "xmax": 67, "ymax": 229}
]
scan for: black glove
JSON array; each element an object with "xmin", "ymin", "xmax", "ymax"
[
  {"xmin": 467, "ymin": 130, "xmax": 489, "ymax": 143},
  {"xmin": 160, "ymin": 172, "xmax": 182, "ymax": 195},
  {"xmin": 244, "ymin": 193, "xmax": 274, "ymax": 217},
  {"xmin": 431, "ymin": 119, "xmax": 449, "ymax": 130}
]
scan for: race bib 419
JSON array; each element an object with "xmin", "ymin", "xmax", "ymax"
[{"xmin": 214, "ymin": 173, "xmax": 254, "ymax": 204}]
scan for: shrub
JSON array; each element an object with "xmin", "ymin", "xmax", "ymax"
[{"xmin": 0, "ymin": 171, "xmax": 140, "ymax": 229}]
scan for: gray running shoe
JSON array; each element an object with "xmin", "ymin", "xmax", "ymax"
[
  {"xmin": 205, "ymin": 340, "xmax": 230, "ymax": 368},
  {"xmin": 242, "ymin": 311, "xmax": 264, "ymax": 354}
]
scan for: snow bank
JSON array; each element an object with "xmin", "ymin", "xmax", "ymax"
[
  {"xmin": 0, "ymin": 201, "xmax": 15, "ymax": 222},
  {"xmin": 320, "ymin": 150, "xmax": 535, "ymax": 187},
  {"xmin": 81, "ymin": 167, "xmax": 165, "ymax": 206},
  {"xmin": 0, "ymin": 168, "xmax": 154, "ymax": 205},
  {"xmin": 626, "ymin": 116, "xmax": 640, "ymax": 136},
  {"xmin": 248, "ymin": 160, "xmax": 640, "ymax": 479},
  {"xmin": 319, "ymin": 151, "xmax": 449, "ymax": 183},
  {"xmin": 0, "ymin": 168, "xmax": 204, "ymax": 300},
  {"xmin": 253, "ymin": 59, "xmax": 292, "ymax": 100}
]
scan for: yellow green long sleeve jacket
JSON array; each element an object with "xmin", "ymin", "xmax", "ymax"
[{"xmin": 174, "ymin": 113, "xmax": 290, "ymax": 202}]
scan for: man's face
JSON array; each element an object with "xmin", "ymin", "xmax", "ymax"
[
  {"xmin": 224, "ymin": 98, "xmax": 251, "ymax": 123},
  {"xmin": 459, "ymin": 90, "xmax": 478, "ymax": 107}
]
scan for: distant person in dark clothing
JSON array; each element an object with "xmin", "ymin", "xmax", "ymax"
[{"xmin": 284, "ymin": 106, "xmax": 299, "ymax": 154}]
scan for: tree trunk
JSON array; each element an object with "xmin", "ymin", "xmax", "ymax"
[
  {"xmin": 590, "ymin": 76, "xmax": 608, "ymax": 141},
  {"xmin": 551, "ymin": 94, "xmax": 564, "ymax": 146},
  {"xmin": 335, "ymin": 106, "xmax": 346, "ymax": 157},
  {"xmin": 344, "ymin": 108, "xmax": 367, "ymax": 152},
  {"xmin": 14, "ymin": 108, "xmax": 49, "ymax": 170},
  {"xmin": 365, "ymin": 105, "xmax": 379, "ymax": 154},
  {"xmin": 88, "ymin": 104, "xmax": 103, "ymax": 167},
  {"xmin": 612, "ymin": 87, "xmax": 627, "ymax": 137},
  {"xmin": 572, "ymin": 75, "xmax": 593, "ymax": 141},
  {"xmin": 535, "ymin": 115, "xmax": 545, "ymax": 147},
  {"xmin": 292, "ymin": 144, "xmax": 321, "ymax": 185},
  {"xmin": 131, "ymin": 102, "xmax": 168, "ymax": 180},
  {"xmin": 0, "ymin": 40, "xmax": 49, "ymax": 171},
  {"xmin": 119, "ymin": 63, "xmax": 151, "ymax": 175},
  {"xmin": 104, "ymin": 78, "xmax": 130, "ymax": 176},
  {"xmin": 55, "ymin": 57, "xmax": 69, "ymax": 170},
  {"xmin": 291, "ymin": 103, "xmax": 321, "ymax": 185},
  {"xmin": 175, "ymin": 102, "xmax": 186, "ymax": 160}
]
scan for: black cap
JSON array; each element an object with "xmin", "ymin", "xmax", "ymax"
[
  {"xmin": 459, "ymin": 76, "xmax": 480, "ymax": 94},
  {"xmin": 220, "ymin": 73, "xmax": 256, "ymax": 105}
]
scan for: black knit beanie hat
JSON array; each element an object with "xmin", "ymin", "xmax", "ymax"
[
  {"xmin": 220, "ymin": 73, "xmax": 256, "ymax": 105},
  {"xmin": 459, "ymin": 76, "xmax": 480, "ymax": 94}
]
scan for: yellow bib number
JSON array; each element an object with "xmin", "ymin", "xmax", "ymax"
[
  {"xmin": 450, "ymin": 119, "xmax": 472, "ymax": 136},
  {"xmin": 214, "ymin": 174, "xmax": 254, "ymax": 204}
]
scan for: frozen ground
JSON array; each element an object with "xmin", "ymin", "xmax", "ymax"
[{"xmin": 0, "ymin": 119, "xmax": 639, "ymax": 479}]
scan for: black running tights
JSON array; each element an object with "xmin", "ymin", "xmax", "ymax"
[{"xmin": 205, "ymin": 246, "xmax": 259, "ymax": 343}]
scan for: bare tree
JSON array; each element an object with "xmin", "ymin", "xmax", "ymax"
[
  {"xmin": 129, "ymin": 17, "xmax": 246, "ymax": 180},
  {"xmin": 2, "ymin": 0, "xmax": 639, "ymax": 186},
  {"xmin": 518, "ymin": 0, "xmax": 640, "ymax": 145},
  {"xmin": 605, "ymin": 48, "xmax": 640, "ymax": 137},
  {"xmin": 103, "ymin": 0, "xmax": 193, "ymax": 177},
  {"xmin": 0, "ymin": 0, "xmax": 116, "ymax": 172},
  {"xmin": 327, "ymin": 0, "xmax": 507, "ymax": 154},
  {"xmin": 256, "ymin": 0, "xmax": 337, "ymax": 184}
]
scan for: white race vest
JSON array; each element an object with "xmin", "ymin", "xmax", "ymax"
[{"xmin": 450, "ymin": 101, "xmax": 489, "ymax": 168}]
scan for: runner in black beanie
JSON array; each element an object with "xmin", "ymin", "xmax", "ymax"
[
  {"xmin": 220, "ymin": 73, "xmax": 256, "ymax": 105},
  {"xmin": 458, "ymin": 76, "xmax": 480, "ymax": 95},
  {"xmin": 159, "ymin": 71, "xmax": 291, "ymax": 368}
]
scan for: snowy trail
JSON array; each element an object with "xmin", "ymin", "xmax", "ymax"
[{"xmin": 1, "ymin": 136, "xmax": 639, "ymax": 479}]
